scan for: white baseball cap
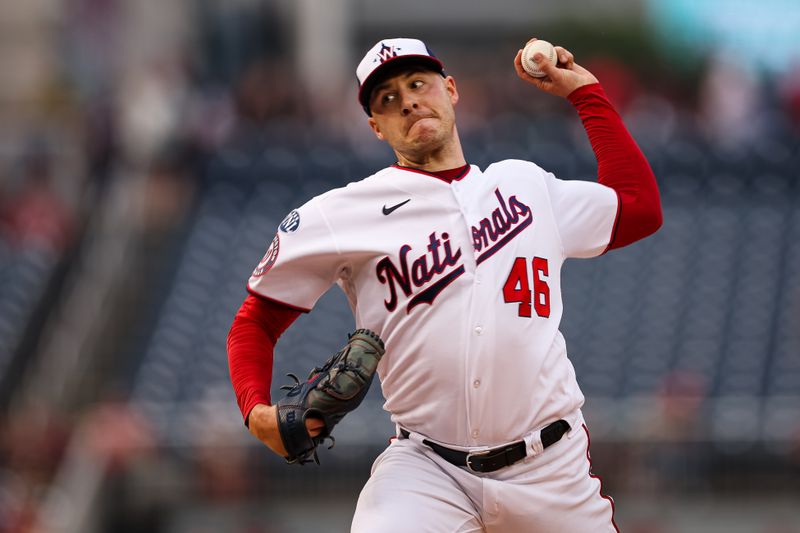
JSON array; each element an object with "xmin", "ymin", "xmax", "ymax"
[{"xmin": 356, "ymin": 38, "xmax": 445, "ymax": 115}]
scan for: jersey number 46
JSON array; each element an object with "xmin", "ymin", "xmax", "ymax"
[{"xmin": 502, "ymin": 257, "xmax": 550, "ymax": 318}]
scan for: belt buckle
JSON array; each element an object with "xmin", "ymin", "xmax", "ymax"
[{"xmin": 465, "ymin": 448, "xmax": 492, "ymax": 473}]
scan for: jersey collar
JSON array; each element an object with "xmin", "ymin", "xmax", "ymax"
[{"xmin": 391, "ymin": 163, "xmax": 471, "ymax": 183}]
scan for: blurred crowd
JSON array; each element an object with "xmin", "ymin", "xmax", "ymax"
[{"xmin": 1, "ymin": 1, "xmax": 800, "ymax": 532}]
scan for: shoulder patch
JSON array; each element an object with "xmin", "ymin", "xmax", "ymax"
[
  {"xmin": 279, "ymin": 210, "xmax": 300, "ymax": 233},
  {"xmin": 253, "ymin": 234, "xmax": 280, "ymax": 277}
]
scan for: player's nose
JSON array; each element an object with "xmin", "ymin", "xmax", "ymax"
[
  {"xmin": 400, "ymin": 91, "xmax": 419, "ymax": 116},
  {"xmin": 401, "ymin": 101, "xmax": 419, "ymax": 116}
]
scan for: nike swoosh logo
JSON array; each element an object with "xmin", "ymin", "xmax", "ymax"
[{"xmin": 382, "ymin": 199, "xmax": 411, "ymax": 216}]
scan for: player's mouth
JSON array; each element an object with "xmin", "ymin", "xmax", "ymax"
[{"xmin": 406, "ymin": 114, "xmax": 438, "ymax": 134}]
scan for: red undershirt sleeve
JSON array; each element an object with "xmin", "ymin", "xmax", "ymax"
[
  {"xmin": 568, "ymin": 83, "xmax": 663, "ymax": 250},
  {"xmin": 227, "ymin": 293, "xmax": 302, "ymax": 425}
]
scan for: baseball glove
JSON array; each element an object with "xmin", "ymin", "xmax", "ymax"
[{"xmin": 275, "ymin": 329, "xmax": 385, "ymax": 465}]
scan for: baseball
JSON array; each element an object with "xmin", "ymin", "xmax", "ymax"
[{"xmin": 522, "ymin": 40, "xmax": 556, "ymax": 78}]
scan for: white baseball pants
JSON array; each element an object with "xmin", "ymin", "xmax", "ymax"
[{"xmin": 351, "ymin": 414, "xmax": 618, "ymax": 533}]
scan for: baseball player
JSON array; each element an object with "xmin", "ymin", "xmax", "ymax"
[{"xmin": 227, "ymin": 37, "xmax": 662, "ymax": 532}]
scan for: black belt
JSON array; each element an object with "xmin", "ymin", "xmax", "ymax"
[{"xmin": 400, "ymin": 419, "xmax": 570, "ymax": 474}]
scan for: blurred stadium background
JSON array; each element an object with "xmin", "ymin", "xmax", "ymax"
[{"xmin": 1, "ymin": 0, "xmax": 799, "ymax": 531}]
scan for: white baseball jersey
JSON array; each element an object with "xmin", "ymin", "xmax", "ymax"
[{"xmin": 249, "ymin": 160, "xmax": 618, "ymax": 448}]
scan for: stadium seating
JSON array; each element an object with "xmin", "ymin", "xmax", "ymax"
[{"xmin": 0, "ymin": 241, "xmax": 59, "ymax": 395}]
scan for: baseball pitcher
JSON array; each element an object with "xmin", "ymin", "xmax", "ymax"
[{"xmin": 227, "ymin": 37, "xmax": 662, "ymax": 532}]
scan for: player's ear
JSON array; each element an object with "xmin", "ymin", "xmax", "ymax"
[
  {"xmin": 445, "ymin": 76, "xmax": 459, "ymax": 106},
  {"xmin": 368, "ymin": 117, "xmax": 385, "ymax": 141}
]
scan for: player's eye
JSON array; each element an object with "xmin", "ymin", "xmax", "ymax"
[
  {"xmin": 379, "ymin": 92, "xmax": 396, "ymax": 105},
  {"xmin": 410, "ymin": 80, "xmax": 424, "ymax": 89}
]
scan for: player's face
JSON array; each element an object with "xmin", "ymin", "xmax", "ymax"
[{"xmin": 367, "ymin": 69, "xmax": 459, "ymax": 157}]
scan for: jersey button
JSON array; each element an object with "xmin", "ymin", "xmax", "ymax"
[
  {"xmin": 471, "ymin": 429, "xmax": 480, "ymax": 438},
  {"xmin": 473, "ymin": 379, "xmax": 481, "ymax": 388},
  {"xmin": 474, "ymin": 326, "xmax": 483, "ymax": 335}
]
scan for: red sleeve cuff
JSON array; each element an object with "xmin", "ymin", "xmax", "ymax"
[
  {"xmin": 242, "ymin": 392, "xmax": 271, "ymax": 427},
  {"xmin": 567, "ymin": 82, "xmax": 606, "ymax": 105}
]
